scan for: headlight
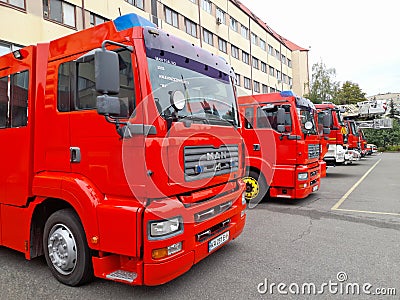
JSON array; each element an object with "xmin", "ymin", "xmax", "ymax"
[
  {"xmin": 242, "ymin": 192, "xmax": 247, "ymax": 205},
  {"xmin": 298, "ymin": 172, "xmax": 308, "ymax": 181},
  {"xmin": 149, "ymin": 217, "xmax": 183, "ymax": 238}
]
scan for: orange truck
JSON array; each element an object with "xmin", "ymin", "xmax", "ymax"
[
  {"xmin": 239, "ymin": 91, "xmax": 330, "ymax": 202},
  {"xmin": 0, "ymin": 13, "xmax": 246, "ymax": 286}
]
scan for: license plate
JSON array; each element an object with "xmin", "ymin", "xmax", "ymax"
[
  {"xmin": 312, "ymin": 185, "xmax": 318, "ymax": 192},
  {"xmin": 208, "ymin": 231, "xmax": 230, "ymax": 252}
]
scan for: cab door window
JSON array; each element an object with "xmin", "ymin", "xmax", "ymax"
[
  {"xmin": 0, "ymin": 70, "xmax": 29, "ymax": 128},
  {"xmin": 57, "ymin": 49, "xmax": 136, "ymax": 117}
]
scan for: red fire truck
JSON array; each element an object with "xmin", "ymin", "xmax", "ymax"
[
  {"xmin": 358, "ymin": 127, "xmax": 368, "ymax": 156},
  {"xmin": 344, "ymin": 119, "xmax": 362, "ymax": 161},
  {"xmin": 239, "ymin": 91, "xmax": 330, "ymax": 202},
  {"xmin": 316, "ymin": 103, "xmax": 347, "ymax": 166},
  {"xmin": 0, "ymin": 14, "xmax": 246, "ymax": 286}
]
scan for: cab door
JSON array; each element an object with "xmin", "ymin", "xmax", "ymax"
[{"xmin": 68, "ymin": 48, "xmax": 147, "ymax": 198}]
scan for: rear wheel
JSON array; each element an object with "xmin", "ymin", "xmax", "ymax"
[
  {"xmin": 243, "ymin": 170, "xmax": 269, "ymax": 204},
  {"xmin": 43, "ymin": 208, "xmax": 93, "ymax": 286}
]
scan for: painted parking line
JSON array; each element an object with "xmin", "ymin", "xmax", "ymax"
[
  {"xmin": 333, "ymin": 208, "xmax": 400, "ymax": 216},
  {"xmin": 331, "ymin": 158, "xmax": 384, "ymax": 214}
]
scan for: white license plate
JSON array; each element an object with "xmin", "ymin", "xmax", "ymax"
[
  {"xmin": 208, "ymin": 231, "xmax": 230, "ymax": 252},
  {"xmin": 312, "ymin": 185, "xmax": 318, "ymax": 192}
]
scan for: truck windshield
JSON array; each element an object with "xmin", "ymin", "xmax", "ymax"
[
  {"xmin": 298, "ymin": 108, "xmax": 317, "ymax": 135},
  {"xmin": 146, "ymin": 52, "xmax": 238, "ymax": 127}
]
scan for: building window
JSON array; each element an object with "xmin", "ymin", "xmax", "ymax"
[
  {"xmin": 201, "ymin": 0, "xmax": 212, "ymax": 14},
  {"xmin": 269, "ymin": 66, "xmax": 275, "ymax": 76},
  {"xmin": 281, "ymin": 55, "xmax": 286, "ymax": 65},
  {"xmin": 288, "ymin": 77, "xmax": 292, "ymax": 86},
  {"xmin": 203, "ymin": 29, "xmax": 213, "ymax": 46},
  {"xmin": 235, "ymin": 74, "xmax": 241, "ymax": 86},
  {"xmin": 90, "ymin": 13, "xmax": 108, "ymax": 27},
  {"xmin": 165, "ymin": 7, "xmax": 178, "ymax": 27},
  {"xmin": 230, "ymin": 17, "xmax": 238, "ymax": 32},
  {"xmin": 241, "ymin": 25, "xmax": 249, "ymax": 39},
  {"xmin": 261, "ymin": 62, "xmax": 267, "ymax": 73},
  {"xmin": 268, "ymin": 44, "xmax": 274, "ymax": 55},
  {"xmin": 276, "ymin": 70, "xmax": 281, "ymax": 81},
  {"xmin": 216, "ymin": 7, "xmax": 225, "ymax": 24},
  {"xmin": 275, "ymin": 49, "xmax": 280, "ymax": 60},
  {"xmin": 260, "ymin": 39, "xmax": 266, "ymax": 51},
  {"xmin": 288, "ymin": 59, "xmax": 292, "ymax": 68},
  {"xmin": 231, "ymin": 45, "xmax": 239, "ymax": 59},
  {"xmin": 254, "ymin": 81, "xmax": 260, "ymax": 93},
  {"xmin": 1, "ymin": 0, "xmax": 25, "ymax": 9},
  {"xmin": 242, "ymin": 51, "xmax": 249, "ymax": 64},
  {"xmin": 218, "ymin": 38, "xmax": 227, "ymax": 53},
  {"xmin": 283, "ymin": 74, "xmax": 288, "ymax": 84},
  {"xmin": 244, "ymin": 77, "xmax": 251, "ymax": 90},
  {"xmin": 125, "ymin": 0, "xmax": 144, "ymax": 9},
  {"xmin": 185, "ymin": 18, "xmax": 197, "ymax": 37},
  {"xmin": 262, "ymin": 84, "xmax": 268, "ymax": 93},
  {"xmin": 43, "ymin": 0, "xmax": 76, "ymax": 27},
  {"xmin": 252, "ymin": 57, "xmax": 259, "ymax": 69},
  {"xmin": 251, "ymin": 33, "xmax": 258, "ymax": 45}
]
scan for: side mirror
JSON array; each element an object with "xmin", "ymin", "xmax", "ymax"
[
  {"xmin": 277, "ymin": 107, "xmax": 285, "ymax": 125},
  {"xmin": 97, "ymin": 95, "xmax": 121, "ymax": 116},
  {"xmin": 304, "ymin": 121, "xmax": 313, "ymax": 130},
  {"xmin": 323, "ymin": 128, "xmax": 331, "ymax": 134},
  {"xmin": 95, "ymin": 49, "xmax": 120, "ymax": 95},
  {"xmin": 277, "ymin": 124, "xmax": 285, "ymax": 133},
  {"xmin": 170, "ymin": 90, "xmax": 186, "ymax": 111}
]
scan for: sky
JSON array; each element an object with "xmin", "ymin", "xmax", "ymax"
[{"xmin": 239, "ymin": 0, "xmax": 400, "ymax": 96}]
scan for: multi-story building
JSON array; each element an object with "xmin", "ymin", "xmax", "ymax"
[{"xmin": 0, "ymin": 0, "xmax": 310, "ymax": 96}]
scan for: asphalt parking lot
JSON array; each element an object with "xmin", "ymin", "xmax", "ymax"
[{"xmin": 1, "ymin": 152, "xmax": 399, "ymax": 299}]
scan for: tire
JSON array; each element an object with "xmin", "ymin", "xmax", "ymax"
[
  {"xmin": 43, "ymin": 208, "xmax": 93, "ymax": 286},
  {"xmin": 243, "ymin": 170, "xmax": 269, "ymax": 205}
]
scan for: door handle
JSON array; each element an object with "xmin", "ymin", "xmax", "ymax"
[
  {"xmin": 70, "ymin": 147, "xmax": 81, "ymax": 163},
  {"xmin": 253, "ymin": 144, "xmax": 260, "ymax": 151}
]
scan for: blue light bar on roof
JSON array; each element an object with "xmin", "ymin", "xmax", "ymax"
[
  {"xmin": 280, "ymin": 90, "xmax": 295, "ymax": 97},
  {"xmin": 113, "ymin": 13, "xmax": 156, "ymax": 31}
]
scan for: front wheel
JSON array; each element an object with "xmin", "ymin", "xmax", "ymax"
[
  {"xmin": 43, "ymin": 208, "xmax": 93, "ymax": 286},
  {"xmin": 243, "ymin": 170, "xmax": 269, "ymax": 205}
]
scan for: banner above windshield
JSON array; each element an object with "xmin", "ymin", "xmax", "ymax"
[{"xmin": 144, "ymin": 27, "xmax": 234, "ymax": 77}]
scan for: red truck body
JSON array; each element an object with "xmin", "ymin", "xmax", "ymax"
[
  {"xmin": 0, "ymin": 14, "xmax": 246, "ymax": 286},
  {"xmin": 316, "ymin": 103, "xmax": 347, "ymax": 166},
  {"xmin": 239, "ymin": 91, "xmax": 322, "ymax": 202},
  {"xmin": 343, "ymin": 119, "xmax": 362, "ymax": 161}
]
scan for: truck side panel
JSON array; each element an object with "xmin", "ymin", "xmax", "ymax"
[{"xmin": 0, "ymin": 46, "xmax": 35, "ymax": 206}]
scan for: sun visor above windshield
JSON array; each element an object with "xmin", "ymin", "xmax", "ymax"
[
  {"xmin": 143, "ymin": 27, "xmax": 234, "ymax": 77},
  {"xmin": 296, "ymin": 97, "xmax": 316, "ymax": 110}
]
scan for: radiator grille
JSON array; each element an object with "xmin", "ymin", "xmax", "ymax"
[
  {"xmin": 308, "ymin": 144, "xmax": 320, "ymax": 159},
  {"xmin": 184, "ymin": 145, "xmax": 239, "ymax": 181}
]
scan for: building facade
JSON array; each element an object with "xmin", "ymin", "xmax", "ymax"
[{"xmin": 0, "ymin": 0, "xmax": 310, "ymax": 96}]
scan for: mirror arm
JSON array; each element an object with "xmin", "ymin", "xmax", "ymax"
[{"xmin": 101, "ymin": 40, "xmax": 133, "ymax": 52}]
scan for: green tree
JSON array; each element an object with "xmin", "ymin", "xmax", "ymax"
[
  {"xmin": 304, "ymin": 61, "xmax": 339, "ymax": 104},
  {"xmin": 334, "ymin": 81, "xmax": 367, "ymax": 105},
  {"xmin": 388, "ymin": 99, "xmax": 396, "ymax": 118}
]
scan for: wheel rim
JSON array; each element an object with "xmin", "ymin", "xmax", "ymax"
[
  {"xmin": 243, "ymin": 176, "xmax": 259, "ymax": 200},
  {"xmin": 47, "ymin": 224, "xmax": 77, "ymax": 275}
]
